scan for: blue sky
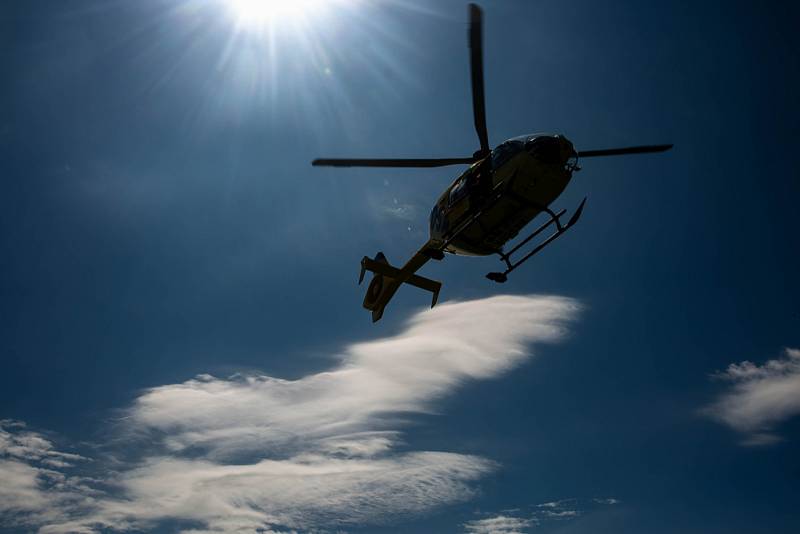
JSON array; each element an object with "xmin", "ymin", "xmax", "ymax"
[{"xmin": 1, "ymin": 1, "xmax": 799, "ymax": 532}]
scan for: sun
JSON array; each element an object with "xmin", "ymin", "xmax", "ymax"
[{"xmin": 226, "ymin": 0, "xmax": 323, "ymax": 26}]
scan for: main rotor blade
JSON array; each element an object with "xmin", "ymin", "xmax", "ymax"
[
  {"xmin": 577, "ymin": 144, "xmax": 673, "ymax": 158},
  {"xmin": 312, "ymin": 157, "xmax": 475, "ymax": 168},
  {"xmin": 468, "ymin": 3, "xmax": 490, "ymax": 156}
]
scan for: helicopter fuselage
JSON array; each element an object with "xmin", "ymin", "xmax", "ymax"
[
  {"xmin": 312, "ymin": 2, "xmax": 672, "ymax": 322},
  {"xmin": 429, "ymin": 133, "xmax": 577, "ymax": 256}
]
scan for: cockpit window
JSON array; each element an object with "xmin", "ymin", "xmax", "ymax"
[
  {"xmin": 525, "ymin": 136, "xmax": 562, "ymax": 164},
  {"xmin": 491, "ymin": 140, "xmax": 523, "ymax": 169}
]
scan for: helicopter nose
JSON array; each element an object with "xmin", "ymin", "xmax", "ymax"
[
  {"xmin": 560, "ymin": 137, "xmax": 576, "ymax": 160},
  {"xmin": 526, "ymin": 135, "xmax": 573, "ymax": 164}
]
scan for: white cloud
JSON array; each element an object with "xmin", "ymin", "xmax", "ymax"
[
  {"xmin": 533, "ymin": 498, "xmax": 581, "ymax": 521},
  {"xmin": 0, "ymin": 420, "xmax": 87, "ymax": 467},
  {"xmin": 703, "ymin": 347, "xmax": 800, "ymax": 445},
  {"xmin": 464, "ymin": 514, "xmax": 534, "ymax": 534},
  {"xmin": 88, "ymin": 452, "xmax": 491, "ymax": 532},
  {"xmin": 464, "ymin": 497, "xmax": 618, "ymax": 534},
  {"xmin": 128, "ymin": 295, "xmax": 578, "ymax": 460},
  {"xmin": 0, "ymin": 422, "xmax": 99, "ymax": 532},
  {"xmin": 0, "ymin": 295, "xmax": 580, "ymax": 533}
]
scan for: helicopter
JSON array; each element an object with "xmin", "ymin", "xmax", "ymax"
[{"xmin": 312, "ymin": 3, "xmax": 672, "ymax": 322}]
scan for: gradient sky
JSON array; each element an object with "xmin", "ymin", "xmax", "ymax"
[{"xmin": 1, "ymin": 1, "xmax": 799, "ymax": 533}]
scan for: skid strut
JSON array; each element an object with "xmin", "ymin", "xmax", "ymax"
[{"xmin": 486, "ymin": 197, "xmax": 587, "ymax": 283}]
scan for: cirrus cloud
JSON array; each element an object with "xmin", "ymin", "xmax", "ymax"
[
  {"xmin": 1, "ymin": 295, "xmax": 580, "ymax": 533},
  {"xmin": 462, "ymin": 497, "xmax": 619, "ymax": 534},
  {"xmin": 464, "ymin": 514, "xmax": 534, "ymax": 534}
]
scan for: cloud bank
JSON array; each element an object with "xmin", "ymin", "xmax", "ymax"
[
  {"xmin": 0, "ymin": 295, "xmax": 580, "ymax": 533},
  {"xmin": 703, "ymin": 347, "xmax": 800, "ymax": 446}
]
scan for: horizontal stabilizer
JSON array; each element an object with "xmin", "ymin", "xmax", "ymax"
[{"xmin": 360, "ymin": 255, "xmax": 441, "ymax": 308}]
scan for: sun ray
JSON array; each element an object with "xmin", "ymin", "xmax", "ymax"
[{"xmin": 227, "ymin": 0, "xmax": 326, "ymax": 28}]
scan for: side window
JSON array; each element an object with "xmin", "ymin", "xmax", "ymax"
[
  {"xmin": 429, "ymin": 205, "xmax": 440, "ymax": 233},
  {"xmin": 448, "ymin": 175, "xmax": 470, "ymax": 206},
  {"xmin": 429, "ymin": 203, "xmax": 449, "ymax": 233}
]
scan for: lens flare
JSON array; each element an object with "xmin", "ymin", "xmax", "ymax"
[{"xmin": 227, "ymin": 0, "xmax": 324, "ymax": 26}]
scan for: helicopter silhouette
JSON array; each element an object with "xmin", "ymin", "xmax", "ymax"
[{"xmin": 313, "ymin": 3, "xmax": 672, "ymax": 322}]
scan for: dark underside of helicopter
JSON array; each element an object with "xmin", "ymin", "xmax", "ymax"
[{"xmin": 430, "ymin": 134, "xmax": 579, "ymax": 257}]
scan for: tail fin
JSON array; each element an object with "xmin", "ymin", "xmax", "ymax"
[{"xmin": 360, "ymin": 252, "xmax": 441, "ymax": 322}]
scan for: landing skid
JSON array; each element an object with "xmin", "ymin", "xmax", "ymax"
[{"xmin": 486, "ymin": 197, "xmax": 587, "ymax": 283}]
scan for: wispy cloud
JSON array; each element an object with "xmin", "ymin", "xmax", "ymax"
[
  {"xmin": 0, "ymin": 421, "xmax": 98, "ymax": 533},
  {"xmin": 703, "ymin": 347, "xmax": 800, "ymax": 446},
  {"xmin": 463, "ymin": 497, "xmax": 619, "ymax": 534},
  {"xmin": 0, "ymin": 420, "xmax": 87, "ymax": 468},
  {"xmin": 464, "ymin": 514, "xmax": 534, "ymax": 534},
  {"xmin": 592, "ymin": 497, "xmax": 620, "ymax": 505},
  {"xmin": 534, "ymin": 498, "xmax": 582, "ymax": 520},
  {"xmin": 0, "ymin": 295, "xmax": 580, "ymax": 533}
]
